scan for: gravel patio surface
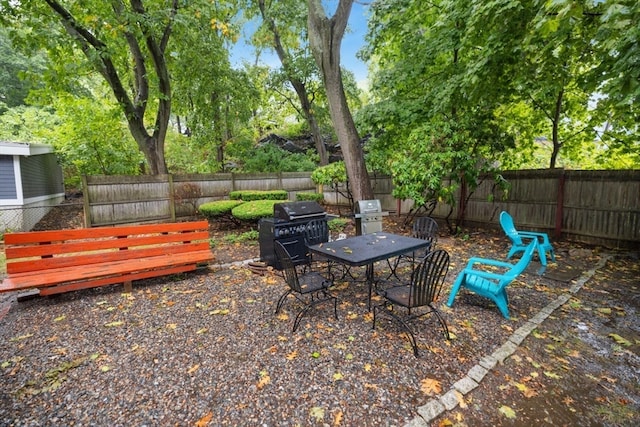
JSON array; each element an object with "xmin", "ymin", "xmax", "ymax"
[{"xmin": 1, "ymin": 206, "xmax": 639, "ymax": 426}]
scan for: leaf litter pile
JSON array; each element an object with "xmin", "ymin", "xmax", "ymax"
[{"xmin": 1, "ymin": 214, "xmax": 639, "ymax": 426}]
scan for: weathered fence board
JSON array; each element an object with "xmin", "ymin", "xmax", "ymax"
[{"xmin": 83, "ymin": 170, "xmax": 639, "ymax": 249}]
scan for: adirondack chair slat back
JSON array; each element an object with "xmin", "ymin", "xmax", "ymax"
[
  {"xmin": 500, "ymin": 211, "xmax": 523, "ymax": 246},
  {"xmin": 508, "ymin": 240, "xmax": 537, "ymax": 279}
]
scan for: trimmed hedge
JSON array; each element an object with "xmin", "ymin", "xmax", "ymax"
[
  {"xmin": 198, "ymin": 200, "xmax": 245, "ymax": 219},
  {"xmin": 231, "ymin": 200, "xmax": 290, "ymax": 221},
  {"xmin": 229, "ymin": 190, "xmax": 288, "ymax": 201},
  {"xmin": 328, "ymin": 217, "xmax": 350, "ymax": 233},
  {"xmin": 295, "ymin": 192, "xmax": 324, "ymax": 203}
]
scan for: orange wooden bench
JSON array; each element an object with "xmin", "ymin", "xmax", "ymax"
[{"xmin": 0, "ymin": 220, "xmax": 213, "ymax": 297}]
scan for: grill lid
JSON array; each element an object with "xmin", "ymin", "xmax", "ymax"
[
  {"xmin": 355, "ymin": 199, "xmax": 382, "ymax": 214},
  {"xmin": 274, "ymin": 201, "xmax": 326, "ymax": 222},
  {"xmin": 354, "ymin": 199, "xmax": 389, "ymax": 219}
]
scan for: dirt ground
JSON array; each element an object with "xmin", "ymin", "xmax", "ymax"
[{"xmin": 2, "ymin": 201, "xmax": 639, "ymax": 426}]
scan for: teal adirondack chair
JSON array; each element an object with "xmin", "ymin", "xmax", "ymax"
[
  {"xmin": 446, "ymin": 240, "xmax": 536, "ymax": 319},
  {"xmin": 500, "ymin": 211, "xmax": 555, "ymax": 267}
]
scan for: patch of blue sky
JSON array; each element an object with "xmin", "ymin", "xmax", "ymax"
[{"xmin": 230, "ymin": 1, "xmax": 370, "ymax": 88}]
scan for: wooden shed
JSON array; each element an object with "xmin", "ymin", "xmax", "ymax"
[{"xmin": 0, "ymin": 141, "xmax": 65, "ymax": 232}]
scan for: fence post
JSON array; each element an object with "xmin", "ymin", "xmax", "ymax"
[
  {"xmin": 168, "ymin": 174, "xmax": 176, "ymax": 222},
  {"xmin": 555, "ymin": 170, "xmax": 565, "ymax": 239},
  {"xmin": 82, "ymin": 175, "xmax": 91, "ymax": 228}
]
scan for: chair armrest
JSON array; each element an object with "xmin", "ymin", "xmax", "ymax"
[
  {"xmin": 518, "ymin": 231, "xmax": 549, "ymax": 243},
  {"xmin": 466, "ymin": 257, "xmax": 514, "ymax": 270},
  {"xmin": 462, "ymin": 268, "xmax": 514, "ymax": 283}
]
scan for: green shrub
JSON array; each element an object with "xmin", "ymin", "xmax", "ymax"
[
  {"xmin": 231, "ymin": 200, "xmax": 289, "ymax": 221},
  {"xmin": 311, "ymin": 161, "xmax": 347, "ymax": 186},
  {"xmin": 198, "ymin": 200, "xmax": 245, "ymax": 219},
  {"xmin": 240, "ymin": 144, "xmax": 317, "ymax": 172},
  {"xmin": 223, "ymin": 229, "xmax": 259, "ymax": 244},
  {"xmin": 296, "ymin": 192, "xmax": 324, "ymax": 203},
  {"xmin": 229, "ymin": 190, "xmax": 288, "ymax": 201},
  {"xmin": 328, "ymin": 217, "xmax": 350, "ymax": 233}
]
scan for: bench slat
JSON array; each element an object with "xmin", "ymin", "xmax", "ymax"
[
  {"xmin": 38, "ymin": 264, "xmax": 198, "ymax": 296},
  {"xmin": 6, "ymin": 242, "xmax": 211, "ymax": 274},
  {"xmin": 2, "ymin": 221, "xmax": 214, "ymax": 296},
  {"xmin": 0, "ymin": 250, "xmax": 213, "ymax": 292},
  {"xmin": 4, "ymin": 221, "xmax": 210, "ymax": 245},
  {"xmin": 5, "ymin": 230, "xmax": 210, "ymax": 260}
]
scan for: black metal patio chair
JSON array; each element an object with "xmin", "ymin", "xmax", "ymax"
[
  {"xmin": 302, "ymin": 218, "xmax": 331, "ymax": 272},
  {"xmin": 387, "ymin": 216, "xmax": 439, "ymax": 279},
  {"xmin": 374, "ymin": 249, "xmax": 450, "ymax": 357},
  {"xmin": 274, "ymin": 240, "xmax": 338, "ymax": 332}
]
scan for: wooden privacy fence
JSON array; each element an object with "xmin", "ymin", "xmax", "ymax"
[
  {"xmin": 83, "ymin": 169, "xmax": 640, "ymax": 249},
  {"xmin": 428, "ymin": 169, "xmax": 639, "ymax": 250},
  {"xmin": 82, "ymin": 172, "xmax": 317, "ymax": 227}
]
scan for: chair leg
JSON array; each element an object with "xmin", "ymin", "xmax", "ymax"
[
  {"xmin": 292, "ymin": 304, "xmax": 312, "ymax": 332},
  {"xmin": 373, "ymin": 304, "xmax": 420, "ymax": 357},
  {"xmin": 507, "ymin": 246, "xmax": 520, "ymax": 260},
  {"xmin": 446, "ymin": 274, "xmax": 465, "ymax": 308},
  {"xmin": 494, "ymin": 290, "xmax": 510, "ymax": 319},
  {"xmin": 275, "ymin": 290, "xmax": 292, "ymax": 314},
  {"xmin": 431, "ymin": 305, "xmax": 450, "ymax": 340},
  {"xmin": 291, "ymin": 291, "xmax": 338, "ymax": 332},
  {"xmin": 544, "ymin": 245, "xmax": 556, "ymax": 262},
  {"xmin": 537, "ymin": 244, "xmax": 548, "ymax": 266},
  {"xmin": 332, "ymin": 294, "xmax": 338, "ymax": 320}
]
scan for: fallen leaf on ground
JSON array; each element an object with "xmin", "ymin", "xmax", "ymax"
[
  {"xmin": 310, "ymin": 406, "xmax": 325, "ymax": 422},
  {"xmin": 420, "ymin": 377, "xmax": 442, "ymax": 395},
  {"xmin": 195, "ymin": 412, "xmax": 213, "ymax": 427},
  {"xmin": 498, "ymin": 405, "xmax": 516, "ymax": 419},
  {"xmin": 608, "ymin": 333, "xmax": 632, "ymax": 346},
  {"xmin": 333, "ymin": 409, "xmax": 343, "ymax": 426},
  {"xmin": 257, "ymin": 370, "xmax": 270, "ymax": 389},
  {"xmin": 104, "ymin": 321, "xmax": 123, "ymax": 327},
  {"xmin": 286, "ymin": 350, "xmax": 298, "ymax": 360}
]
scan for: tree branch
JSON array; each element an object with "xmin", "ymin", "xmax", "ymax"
[{"xmin": 44, "ymin": 0, "xmax": 138, "ymax": 123}]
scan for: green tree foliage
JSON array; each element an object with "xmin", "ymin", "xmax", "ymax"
[
  {"xmin": 590, "ymin": 0, "xmax": 640, "ymax": 167},
  {"xmin": 310, "ymin": 161, "xmax": 353, "ymax": 206},
  {"xmin": 0, "ymin": 27, "xmax": 45, "ymax": 111},
  {"xmin": 0, "ymin": 105, "xmax": 57, "ymax": 143},
  {"xmin": 250, "ymin": 0, "xmax": 330, "ymax": 165},
  {"xmin": 359, "ymin": 0, "xmax": 513, "ymax": 226},
  {"xmin": 467, "ymin": 0, "xmax": 638, "ymax": 169},
  {"xmin": 240, "ymin": 144, "xmax": 317, "ymax": 172},
  {"xmin": 170, "ymin": 4, "xmax": 258, "ymax": 172},
  {"xmin": 0, "ymin": 0, "xmax": 177, "ymax": 173},
  {"xmin": 0, "ymin": 0, "xmax": 245, "ymax": 175},
  {"xmin": 39, "ymin": 92, "xmax": 144, "ymax": 189},
  {"xmin": 509, "ymin": 0, "xmax": 603, "ymax": 168},
  {"xmin": 360, "ymin": 0, "xmax": 638, "ymax": 227}
]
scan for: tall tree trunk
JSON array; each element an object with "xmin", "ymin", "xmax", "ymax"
[
  {"xmin": 307, "ymin": 0, "xmax": 373, "ymax": 202},
  {"xmin": 258, "ymin": 0, "xmax": 328, "ymax": 165},
  {"xmin": 549, "ymin": 88, "xmax": 564, "ymax": 169},
  {"xmin": 305, "ymin": 111, "xmax": 328, "ymax": 165},
  {"xmin": 45, "ymin": 0, "xmax": 173, "ymax": 175}
]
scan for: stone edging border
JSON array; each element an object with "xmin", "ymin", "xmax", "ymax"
[{"xmin": 405, "ymin": 254, "xmax": 614, "ymax": 427}]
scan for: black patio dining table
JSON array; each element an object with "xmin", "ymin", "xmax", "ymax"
[{"xmin": 307, "ymin": 232, "xmax": 430, "ymax": 309}]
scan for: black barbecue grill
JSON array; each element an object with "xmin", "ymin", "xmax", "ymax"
[{"xmin": 259, "ymin": 201, "xmax": 327, "ymax": 269}]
